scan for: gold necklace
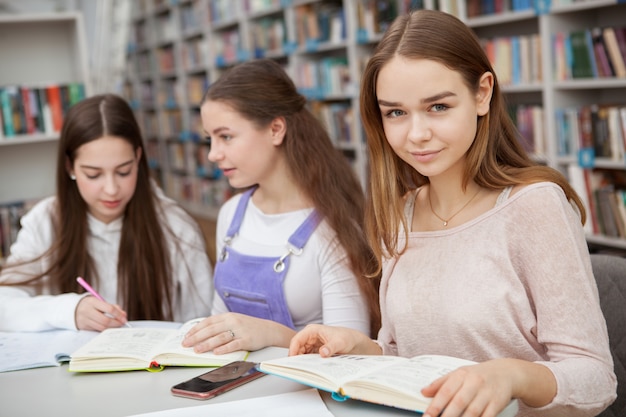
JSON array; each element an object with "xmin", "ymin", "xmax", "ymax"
[{"xmin": 428, "ymin": 187, "xmax": 482, "ymax": 227}]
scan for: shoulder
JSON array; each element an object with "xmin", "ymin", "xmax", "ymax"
[
  {"xmin": 504, "ymin": 182, "xmax": 580, "ymax": 222},
  {"xmin": 508, "ymin": 182, "xmax": 568, "ymax": 206},
  {"xmin": 216, "ymin": 192, "xmax": 245, "ymax": 225},
  {"xmin": 20, "ymin": 196, "xmax": 56, "ymax": 227}
]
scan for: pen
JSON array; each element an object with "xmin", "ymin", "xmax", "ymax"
[{"xmin": 76, "ymin": 276, "xmax": 132, "ymax": 328}]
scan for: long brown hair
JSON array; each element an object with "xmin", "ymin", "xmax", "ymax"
[
  {"xmin": 3, "ymin": 94, "xmax": 176, "ymax": 320},
  {"xmin": 361, "ymin": 10, "xmax": 585, "ymax": 268},
  {"xmin": 203, "ymin": 59, "xmax": 381, "ymax": 336}
]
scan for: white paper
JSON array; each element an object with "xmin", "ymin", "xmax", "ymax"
[
  {"xmin": 0, "ymin": 329, "xmax": 98, "ymax": 372},
  {"xmin": 128, "ymin": 389, "xmax": 333, "ymax": 417}
]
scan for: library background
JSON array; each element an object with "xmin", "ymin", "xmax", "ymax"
[{"xmin": 1, "ymin": 0, "xmax": 626, "ymax": 265}]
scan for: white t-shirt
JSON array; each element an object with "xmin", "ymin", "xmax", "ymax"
[
  {"xmin": 212, "ymin": 192, "xmax": 370, "ymax": 333},
  {"xmin": 0, "ymin": 187, "xmax": 213, "ymax": 331}
]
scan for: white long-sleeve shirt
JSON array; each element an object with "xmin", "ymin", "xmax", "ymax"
[
  {"xmin": 0, "ymin": 188, "xmax": 213, "ymax": 331},
  {"xmin": 378, "ymin": 182, "xmax": 616, "ymax": 417},
  {"xmin": 211, "ymin": 193, "xmax": 370, "ymax": 333}
]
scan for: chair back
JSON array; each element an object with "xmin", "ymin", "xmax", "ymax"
[{"xmin": 591, "ymin": 254, "xmax": 626, "ymax": 417}]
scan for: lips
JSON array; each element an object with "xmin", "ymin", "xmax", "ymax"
[
  {"xmin": 411, "ymin": 150, "xmax": 440, "ymax": 163},
  {"xmin": 102, "ymin": 200, "xmax": 121, "ymax": 209}
]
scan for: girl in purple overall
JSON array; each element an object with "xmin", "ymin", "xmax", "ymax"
[{"xmin": 182, "ymin": 59, "xmax": 380, "ymax": 355}]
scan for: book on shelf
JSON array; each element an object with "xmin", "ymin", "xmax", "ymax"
[
  {"xmin": 569, "ymin": 29, "xmax": 596, "ymax": 79},
  {"xmin": 0, "ymin": 83, "xmax": 85, "ymax": 139},
  {"xmin": 69, "ymin": 319, "xmax": 248, "ymax": 372},
  {"xmin": 258, "ymin": 353, "xmax": 518, "ymax": 416},
  {"xmin": 602, "ymin": 27, "xmax": 626, "ymax": 78},
  {"xmin": 591, "ymin": 27, "xmax": 614, "ymax": 78}
]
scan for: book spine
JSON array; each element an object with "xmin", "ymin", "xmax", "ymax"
[
  {"xmin": 0, "ymin": 87, "xmax": 15, "ymax": 137},
  {"xmin": 46, "ymin": 85, "xmax": 63, "ymax": 133}
]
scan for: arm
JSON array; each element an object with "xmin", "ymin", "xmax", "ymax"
[
  {"xmin": 0, "ymin": 286, "xmax": 83, "ymax": 331},
  {"xmin": 316, "ymin": 231, "xmax": 370, "ymax": 333},
  {"xmin": 509, "ymin": 185, "xmax": 616, "ymax": 415},
  {"xmin": 0, "ymin": 198, "xmax": 82, "ymax": 331}
]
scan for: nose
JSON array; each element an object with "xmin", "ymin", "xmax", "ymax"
[
  {"xmin": 207, "ymin": 140, "xmax": 222, "ymax": 163},
  {"xmin": 103, "ymin": 174, "xmax": 119, "ymax": 195},
  {"xmin": 407, "ymin": 113, "xmax": 431, "ymax": 143}
]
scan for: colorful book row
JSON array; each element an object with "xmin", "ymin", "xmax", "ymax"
[
  {"xmin": 569, "ymin": 167, "xmax": 626, "ymax": 239},
  {"xmin": 553, "ymin": 25, "xmax": 626, "ymax": 80},
  {"xmin": 0, "ymin": 83, "xmax": 86, "ymax": 139},
  {"xmin": 482, "ymin": 34, "xmax": 543, "ymax": 85},
  {"xmin": 555, "ymin": 105, "xmax": 626, "ymax": 162}
]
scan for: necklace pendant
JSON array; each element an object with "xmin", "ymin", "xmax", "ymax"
[{"xmin": 443, "ymin": 221, "xmax": 448, "ymax": 226}]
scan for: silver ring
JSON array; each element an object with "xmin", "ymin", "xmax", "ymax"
[{"xmin": 227, "ymin": 329, "xmax": 235, "ymax": 339}]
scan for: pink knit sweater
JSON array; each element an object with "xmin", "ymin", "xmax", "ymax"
[{"xmin": 378, "ymin": 182, "xmax": 616, "ymax": 417}]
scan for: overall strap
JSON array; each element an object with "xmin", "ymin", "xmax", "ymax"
[
  {"xmin": 225, "ymin": 187, "xmax": 256, "ymax": 238},
  {"xmin": 287, "ymin": 210, "xmax": 321, "ymax": 249}
]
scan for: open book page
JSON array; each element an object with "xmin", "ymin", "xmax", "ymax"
[
  {"xmin": 259, "ymin": 354, "xmax": 408, "ymax": 392},
  {"xmin": 70, "ymin": 328, "xmax": 176, "ymax": 361},
  {"xmin": 151, "ymin": 324, "xmax": 247, "ymax": 365},
  {"xmin": 0, "ymin": 329, "xmax": 98, "ymax": 372},
  {"xmin": 344, "ymin": 354, "xmax": 476, "ymax": 398}
]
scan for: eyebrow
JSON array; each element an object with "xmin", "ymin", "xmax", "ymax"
[
  {"xmin": 209, "ymin": 126, "xmax": 229, "ymax": 135},
  {"xmin": 79, "ymin": 159, "xmax": 135, "ymax": 170},
  {"xmin": 378, "ymin": 91, "xmax": 456, "ymax": 107}
]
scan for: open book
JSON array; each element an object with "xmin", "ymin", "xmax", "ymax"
[
  {"xmin": 69, "ymin": 319, "xmax": 248, "ymax": 372},
  {"xmin": 258, "ymin": 354, "xmax": 519, "ymax": 416}
]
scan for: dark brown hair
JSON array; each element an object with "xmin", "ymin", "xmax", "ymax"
[
  {"xmin": 360, "ymin": 10, "xmax": 585, "ymax": 267},
  {"xmin": 203, "ymin": 59, "xmax": 381, "ymax": 336},
  {"xmin": 3, "ymin": 94, "xmax": 177, "ymax": 320}
]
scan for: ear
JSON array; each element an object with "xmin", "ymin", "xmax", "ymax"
[
  {"xmin": 135, "ymin": 146, "xmax": 143, "ymax": 161},
  {"xmin": 269, "ymin": 116, "xmax": 287, "ymax": 146},
  {"xmin": 476, "ymin": 71, "xmax": 494, "ymax": 117}
]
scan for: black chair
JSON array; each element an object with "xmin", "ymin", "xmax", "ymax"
[{"xmin": 590, "ymin": 254, "xmax": 626, "ymax": 417}]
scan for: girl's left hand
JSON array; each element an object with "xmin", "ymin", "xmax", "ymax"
[
  {"xmin": 181, "ymin": 312, "xmax": 296, "ymax": 354},
  {"xmin": 421, "ymin": 359, "xmax": 518, "ymax": 417}
]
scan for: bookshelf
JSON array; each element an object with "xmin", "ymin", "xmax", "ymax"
[
  {"xmin": 0, "ymin": 11, "xmax": 91, "ymax": 260},
  {"xmin": 123, "ymin": 0, "xmax": 626, "ymax": 253}
]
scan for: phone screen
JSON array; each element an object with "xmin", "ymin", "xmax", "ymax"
[{"xmin": 171, "ymin": 361, "xmax": 265, "ymax": 400}]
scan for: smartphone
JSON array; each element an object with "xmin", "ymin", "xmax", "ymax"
[{"xmin": 171, "ymin": 361, "xmax": 266, "ymax": 400}]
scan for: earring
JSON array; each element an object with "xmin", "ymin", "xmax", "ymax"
[{"xmin": 70, "ymin": 174, "xmax": 76, "ymax": 180}]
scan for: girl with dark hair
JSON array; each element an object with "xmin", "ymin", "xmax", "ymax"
[
  {"xmin": 182, "ymin": 59, "xmax": 380, "ymax": 355},
  {"xmin": 0, "ymin": 94, "xmax": 213, "ymax": 331},
  {"xmin": 289, "ymin": 10, "xmax": 615, "ymax": 417}
]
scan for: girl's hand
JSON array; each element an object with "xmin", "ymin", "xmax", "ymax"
[
  {"xmin": 75, "ymin": 296, "xmax": 128, "ymax": 331},
  {"xmin": 182, "ymin": 312, "xmax": 296, "ymax": 354},
  {"xmin": 421, "ymin": 358, "xmax": 555, "ymax": 417},
  {"xmin": 288, "ymin": 324, "xmax": 381, "ymax": 357}
]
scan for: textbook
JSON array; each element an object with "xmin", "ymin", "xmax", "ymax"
[
  {"xmin": 0, "ymin": 329, "xmax": 98, "ymax": 373},
  {"xmin": 69, "ymin": 320, "xmax": 248, "ymax": 372},
  {"xmin": 258, "ymin": 354, "xmax": 519, "ymax": 416}
]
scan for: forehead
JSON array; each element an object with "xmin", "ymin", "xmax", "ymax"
[
  {"xmin": 376, "ymin": 56, "xmax": 465, "ymax": 97},
  {"xmin": 74, "ymin": 135, "xmax": 135, "ymax": 163},
  {"xmin": 201, "ymin": 100, "xmax": 242, "ymax": 126}
]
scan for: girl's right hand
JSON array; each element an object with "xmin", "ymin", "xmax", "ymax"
[
  {"xmin": 288, "ymin": 324, "xmax": 381, "ymax": 357},
  {"xmin": 75, "ymin": 296, "xmax": 128, "ymax": 331}
]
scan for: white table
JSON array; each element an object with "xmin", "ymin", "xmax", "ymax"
[{"xmin": 0, "ymin": 347, "xmax": 417, "ymax": 417}]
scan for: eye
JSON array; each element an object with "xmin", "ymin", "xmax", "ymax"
[
  {"xmin": 431, "ymin": 103, "xmax": 449, "ymax": 112},
  {"xmin": 118, "ymin": 170, "xmax": 132, "ymax": 177},
  {"xmin": 85, "ymin": 173, "xmax": 100, "ymax": 180},
  {"xmin": 383, "ymin": 109, "xmax": 405, "ymax": 118},
  {"xmin": 220, "ymin": 134, "xmax": 233, "ymax": 141}
]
